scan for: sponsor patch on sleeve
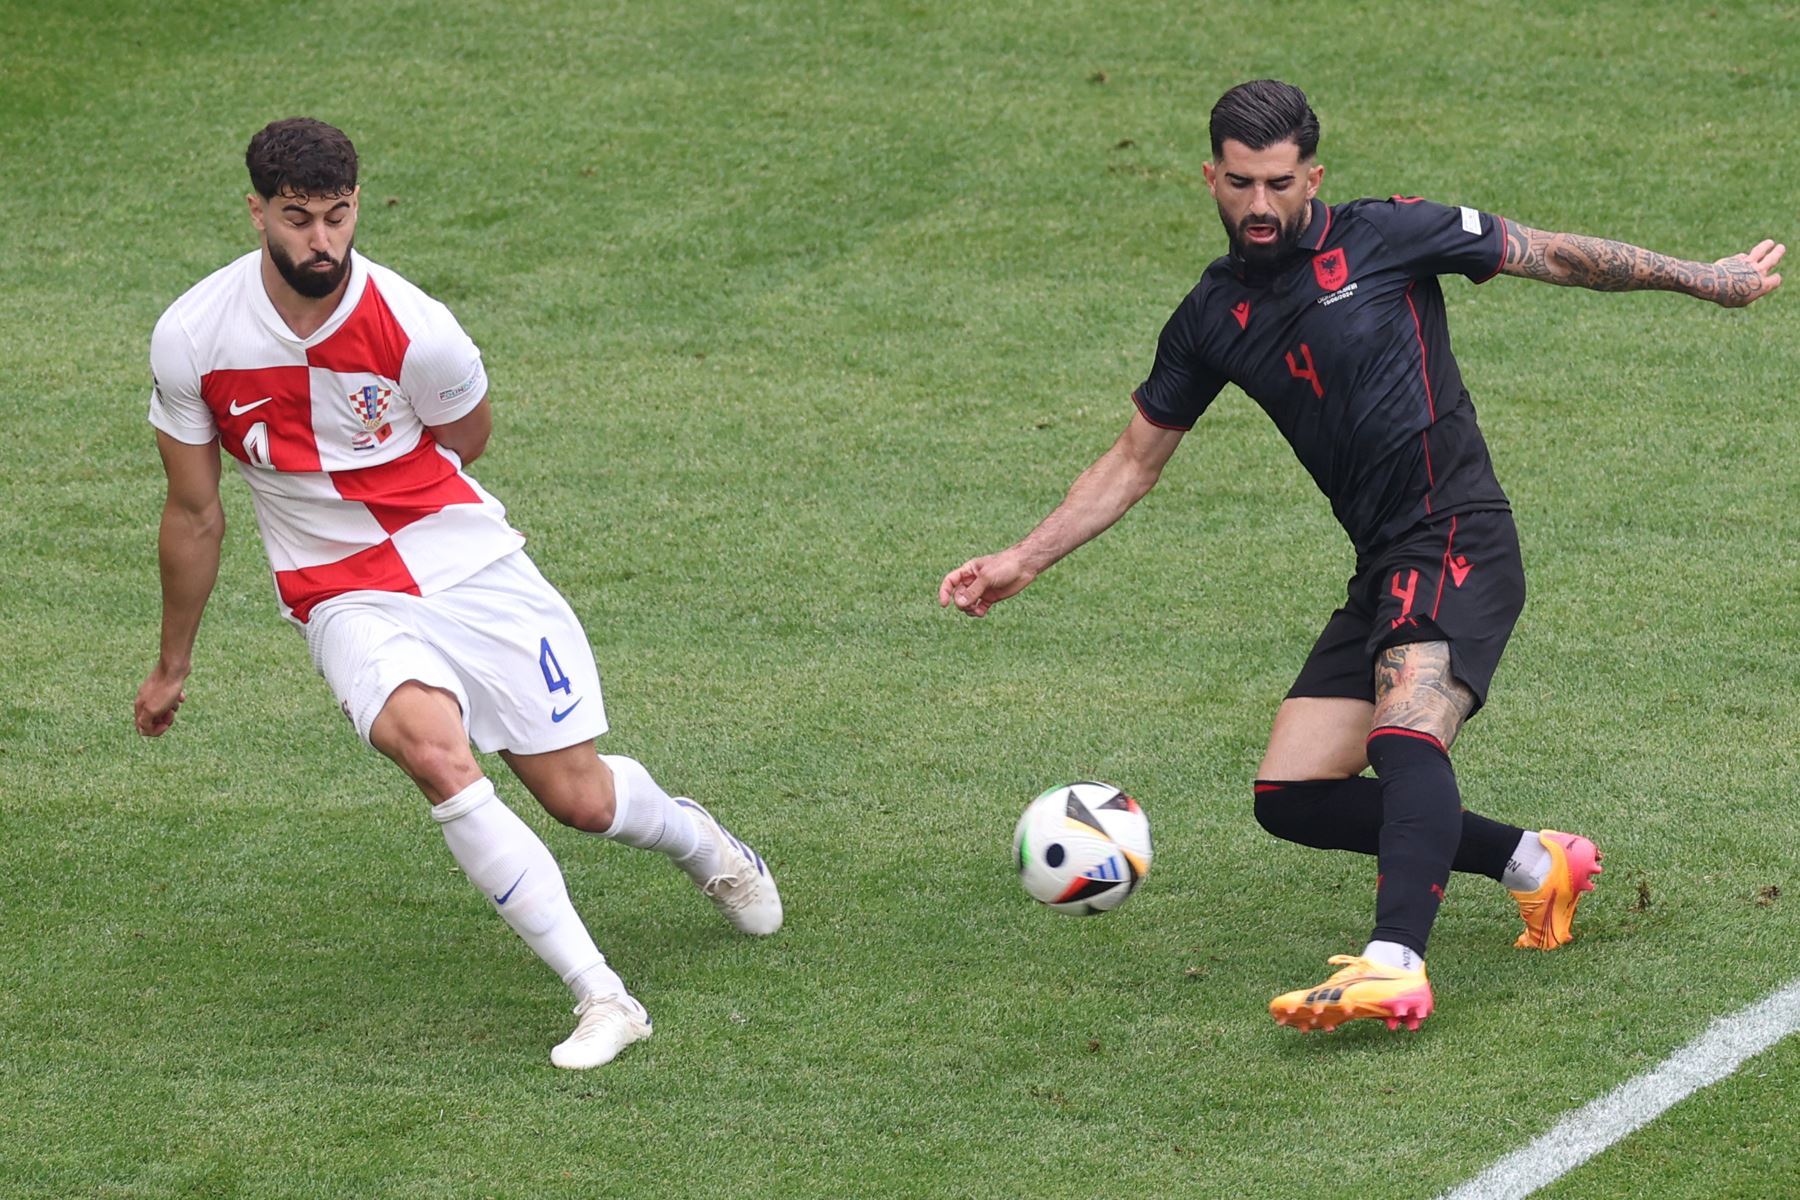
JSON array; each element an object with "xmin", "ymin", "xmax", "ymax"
[
  {"xmin": 1460, "ymin": 205, "xmax": 1482, "ymax": 236},
  {"xmin": 438, "ymin": 360, "xmax": 486, "ymax": 407}
]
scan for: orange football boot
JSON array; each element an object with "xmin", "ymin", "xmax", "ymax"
[
  {"xmin": 1511, "ymin": 830, "xmax": 1602, "ymax": 950},
  {"xmin": 1269, "ymin": 955, "xmax": 1434, "ymax": 1033}
]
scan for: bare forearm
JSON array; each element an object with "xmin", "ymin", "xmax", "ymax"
[
  {"xmin": 1501, "ymin": 219, "xmax": 1767, "ymax": 305},
  {"xmin": 1013, "ymin": 448, "xmax": 1161, "ymax": 574},
  {"xmin": 156, "ymin": 503, "xmax": 223, "ymax": 673}
]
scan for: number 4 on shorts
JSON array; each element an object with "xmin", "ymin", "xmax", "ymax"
[{"xmin": 539, "ymin": 637, "xmax": 572, "ymax": 695}]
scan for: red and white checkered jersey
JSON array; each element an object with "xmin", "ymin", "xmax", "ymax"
[{"xmin": 148, "ymin": 250, "xmax": 525, "ymax": 624}]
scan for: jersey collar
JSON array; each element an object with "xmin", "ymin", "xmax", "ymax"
[
  {"xmin": 1304, "ymin": 196, "xmax": 1333, "ymax": 250},
  {"xmin": 247, "ymin": 248, "xmax": 370, "ymax": 347}
]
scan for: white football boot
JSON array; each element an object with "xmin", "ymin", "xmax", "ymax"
[
  {"xmin": 676, "ymin": 797, "xmax": 784, "ymax": 936},
  {"xmin": 550, "ymin": 993, "xmax": 652, "ymax": 1070}
]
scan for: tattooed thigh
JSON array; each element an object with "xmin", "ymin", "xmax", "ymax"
[{"xmin": 1372, "ymin": 641, "xmax": 1476, "ymax": 747}]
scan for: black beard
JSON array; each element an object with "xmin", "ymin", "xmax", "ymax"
[
  {"xmin": 1222, "ymin": 207, "xmax": 1306, "ymax": 265},
  {"xmin": 269, "ymin": 237, "xmax": 352, "ymax": 298}
]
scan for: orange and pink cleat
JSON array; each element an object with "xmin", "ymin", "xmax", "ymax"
[
  {"xmin": 1511, "ymin": 830, "xmax": 1602, "ymax": 950},
  {"xmin": 1269, "ymin": 954, "xmax": 1435, "ymax": 1033}
]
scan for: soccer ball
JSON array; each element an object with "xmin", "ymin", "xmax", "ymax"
[{"xmin": 1013, "ymin": 782, "xmax": 1152, "ymax": 914}]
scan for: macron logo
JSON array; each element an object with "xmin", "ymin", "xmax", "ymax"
[
  {"xmin": 228, "ymin": 396, "xmax": 273, "ymax": 416},
  {"xmin": 1449, "ymin": 555, "xmax": 1473, "ymax": 587},
  {"xmin": 1231, "ymin": 301, "xmax": 1250, "ymax": 330}
]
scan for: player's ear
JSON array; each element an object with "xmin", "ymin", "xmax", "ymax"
[
  {"xmin": 1305, "ymin": 162, "xmax": 1324, "ymax": 198},
  {"xmin": 1202, "ymin": 159, "xmax": 1217, "ymax": 196},
  {"xmin": 246, "ymin": 192, "xmax": 265, "ymax": 232}
]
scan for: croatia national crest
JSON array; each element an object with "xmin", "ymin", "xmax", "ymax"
[{"xmin": 349, "ymin": 383, "xmax": 394, "ymax": 451}]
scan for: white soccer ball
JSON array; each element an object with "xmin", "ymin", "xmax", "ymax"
[{"xmin": 1013, "ymin": 781, "xmax": 1153, "ymax": 914}]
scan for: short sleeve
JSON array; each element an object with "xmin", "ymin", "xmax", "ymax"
[
  {"xmin": 147, "ymin": 311, "xmax": 216, "ymax": 445},
  {"xmin": 402, "ymin": 302, "xmax": 489, "ymax": 426},
  {"xmin": 1132, "ymin": 291, "xmax": 1227, "ymax": 430},
  {"xmin": 1363, "ymin": 197, "xmax": 1507, "ymax": 283}
]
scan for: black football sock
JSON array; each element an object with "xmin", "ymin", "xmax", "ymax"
[
  {"xmin": 1364, "ymin": 727, "xmax": 1464, "ymax": 957},
  {"xmin": 1253, "ymin": 777, "xmax": 1520, "ymax": 881}
]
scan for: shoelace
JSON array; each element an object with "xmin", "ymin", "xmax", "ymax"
[
  {"xmin": 568, "ymin": 996, "xmax": 648, "ymax": 1044},
  {"xmin": 571, "ymin": 993, "xmax": 622, "ymax": 1021},
  {"xmin": 702, "ymin": 871, "xmax": 754, "ymax": 911}
]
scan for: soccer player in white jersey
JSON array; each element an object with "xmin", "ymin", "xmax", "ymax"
[{"xmin": 134, "ymin": 117, "xmax": 781, "ymax": 1070}]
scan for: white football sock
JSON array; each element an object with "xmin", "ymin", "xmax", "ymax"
[
  {"xmin": 598, "ymin": 754, "xmax": 722, "ymax": 881},
  {"xmin": 1502, "ymin": 831, "xmax": 1553, "ymax": 892},
  {"xmin": 1361, "ymin": 940, "xmax": 1423, "ymax": 972},
  {"xmin": 432, "ymin": 777, "xmax": 624, "ymax": 1000}
]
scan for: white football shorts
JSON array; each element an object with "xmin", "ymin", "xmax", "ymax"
[{"xmin": 303, "ymin": 549, "xmax": 609, "ymax": 754}]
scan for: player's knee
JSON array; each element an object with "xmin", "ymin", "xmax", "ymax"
[
  {"xmin": 547, "ymin": 791, "xmax": 614, "ymax": 834},
  {"xmin": 1253, "ymin": 782, "xmax": 1308, "ymax": 844},
  {"xmin": 1366, "ymin": 725, "xmax": 1451, "ymax": 773},
  {"xmin": 397, "ymin": 736, "xmax": 480, "ymax": 800},
  {"xmin": 528, "ymin": 757, "xmax": 616, "ymax": 833}
]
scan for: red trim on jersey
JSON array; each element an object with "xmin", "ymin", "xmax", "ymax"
[
  {"xmin": 307, "ymin": 277, "xmax": 411, "ymax": 380},
  {"xmin": 1474, "ymin": 214, "xmax": 1507, "ymax": 284},
  {"xmin": 1419, "ymin": 431, "xmax": 1434, "ymax": 513},
  {"xmin": 1310, "ymin": 199, "xmax": 1334, "ymax": 250},
  {"xmin": 329, "ymin": 435, "xmax": 481, "ymax": 535},
  {"xmin": 1367, "ymin": 726, "xmax": 1447, "ymax": 753},
  {"xmin": 1403, "ymin": 282, "xmax": 1437, "ymax": 513},
  {"xmin": 199, "ymin": 365, "xmax": 320, "ymax": 470},
  {"xmin": 1130, "ymin": 389, "xmax": 1193, "ymax": 431},
  {"xmin": 1253, "ymin": 782, "xmax": 1285, "ymax": 795},
  {"xmin": 1403, "ymin": 284, "xmax": 1437, "ymax": 421},
  {"xmin": 1429, "ymin": 515, "xmax": 1458, "ymax": 620},
  {"xmin": 275, "ymin": 539, "xmax": 420, "ymax": 624}
]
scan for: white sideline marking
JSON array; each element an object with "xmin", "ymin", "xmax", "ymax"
[{"xmin": 1440, "ymin": 976, "xmax": 1800, "ymax": 1200}]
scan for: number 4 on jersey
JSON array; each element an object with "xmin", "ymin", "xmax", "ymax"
[
  {"xmin": 539, "ymin": 637, "xmax": 572, "ymax": 695},
  {"xmin": 1285, "ymin": 342, "xmax": 1324, "ymax": 399}
]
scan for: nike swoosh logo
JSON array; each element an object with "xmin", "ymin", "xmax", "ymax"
[
  {"xmin": 494, "ymin": 869, "xmax": 527, "ymax": 906},
  {"xmin": 551, "ymin": 698, "xmax": 582, "ymax": 723},
  {"xmin": 228, "ymin": 396, "xmax": 273, "ymax": 416}
]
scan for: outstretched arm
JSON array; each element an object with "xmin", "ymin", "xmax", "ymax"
[
  {"xmin": 135, "ymin": 432, "xmax": 224, "ymax": 736},
  {"xmin": 1500, "ymin": 219, "xmax": 1783, "ymax": 307},
  {"xmin": 937, "ymin": 411, "xmax": 1185, "ymax": 617}
]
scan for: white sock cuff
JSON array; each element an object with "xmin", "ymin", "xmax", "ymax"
[
  {"xmin": 598, "ymin": 754, "xmax": 636, "ymax": 837},
  {"xmin": 1362, "ymin": 940, "xmax": 1423, "ymax": 972},
  {"xmin": 431, "ymin": 777, "xmax": 497, "ymax": 824},
  {"xmin": 567, "ymin": 958, "xmax": 625, "ymax": 998}
]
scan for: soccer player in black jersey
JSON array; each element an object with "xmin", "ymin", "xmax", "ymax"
[{"xmin": 938, "ymin": 80, "xmax": 1784, "ymax": 1032}]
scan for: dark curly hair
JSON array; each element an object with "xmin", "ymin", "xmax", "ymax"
[
  {"xmin": 245, "ymin": 118, "xmax": 358, "ymax": 200},
  {"xmin": 1209, "ymin": 80, "xmax": 1320, "ymax": 160}
]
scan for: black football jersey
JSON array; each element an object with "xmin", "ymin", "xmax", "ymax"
[{"xmin": 1133, "ymin": 196, "xmax": 1511, "ymax": 557}]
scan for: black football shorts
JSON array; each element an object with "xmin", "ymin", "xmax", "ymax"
[{"xmin": 1287, "ymin": 509, "xmax": 1525, "ymax": 712}]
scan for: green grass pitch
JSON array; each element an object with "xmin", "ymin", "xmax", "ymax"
[{"xmin": 2, "ymin": 1, "xmax": 1797, "ymax": 1196}]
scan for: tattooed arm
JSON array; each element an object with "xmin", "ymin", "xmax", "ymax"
[{"xmin": 1500, "ymin": 219, "xmax": 1785, "ymax": 308}]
